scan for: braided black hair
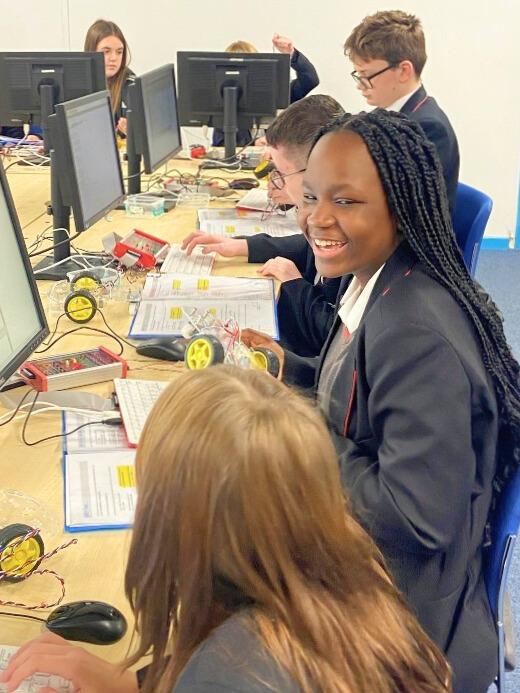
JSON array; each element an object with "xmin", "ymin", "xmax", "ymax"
[{"xmin": 316, "ymin": 109, "xmax": 520, "ymax": 500}]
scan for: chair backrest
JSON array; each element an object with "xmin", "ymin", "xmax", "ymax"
[
  {"xmin": 452, "ymin": 182, "xmax": 493, "ymax": 277},
  {"xmin": 483, "ymin": 464, "xmax": 520, "ymax": 617}
]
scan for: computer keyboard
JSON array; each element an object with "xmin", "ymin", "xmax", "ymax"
[
  {"xmin": 160, "ymin": 243, "xmax": 214, "ymax": 275},
  {"xmin": 0, "ymin": 644, "xmax": 73, "ymax": 692},
  {"xmin": 114, "ymin": 378, "xmax": 170, "ymax": 446}
]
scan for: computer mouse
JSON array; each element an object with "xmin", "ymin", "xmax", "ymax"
[
  {"xmin": 46, "ymin": 600, "xmax": 127, "ymax": 645},
  {"xmin": 135, "ymin": 338, "xmax": 187, "ymax": 361}
]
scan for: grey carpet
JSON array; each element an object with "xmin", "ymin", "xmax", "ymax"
[{"xmin": 476, "ymin": 250, "xmax": 520, "ymax": 692}]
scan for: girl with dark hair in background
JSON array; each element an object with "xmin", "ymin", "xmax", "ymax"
[{"xmin": 84, "ymin": 19, "xmax": 134, "ymax": 136}]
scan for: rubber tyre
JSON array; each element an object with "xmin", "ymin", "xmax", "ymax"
[
  {"xmin": 250, "ymin": 347, "xmax": 280, "ymax": 378},
  {"xmin": 64, "ymin": 290, "xmax": 97, "ymax": 323},
  {"xmin": 184, "ymin": 335, "xmax": 225, "ymax": 370},
  {"xmin": 0, "ymin": 523, "xmax": 44, "ymax": 582}
]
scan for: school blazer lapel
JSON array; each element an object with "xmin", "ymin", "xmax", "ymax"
[{"xmin": 315, "ymin": 244, "xmax": 418, "ymax": 434}]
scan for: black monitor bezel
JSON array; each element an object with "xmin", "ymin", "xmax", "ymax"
[
  {"xmin": 0, "ymin": 160, "xmax": 49, "ymax": 388},
  {"xmin": 51, "ymin": 90, "xmax": 126, "ymax": 232},
  {"xmin": 130, "ymin": 64, "xmax": 182, "ymax": 173}
]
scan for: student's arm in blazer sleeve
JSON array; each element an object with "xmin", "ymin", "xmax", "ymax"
[
  {"xmin": 278, "ymin": 279, "xmax": 335, "ymax": 355},
  {"xmin": 283, "ymin": 350, "xmax": 319, "ymax": 389},
  {"xmin": 247, "ymin": 233, "xmax": 310, "ymax": 270},
  {"xmin": 335, "ymin": 322, "xmax": 475, "ymax": 554},
  {"xmin": 289, "ymin": 49, "xmax": 319, "ymax": 102}
]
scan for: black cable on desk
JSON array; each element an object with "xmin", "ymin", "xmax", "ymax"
[{"xmin": 0, "ymin": 611, "xmax": 47, "ymax": 624}]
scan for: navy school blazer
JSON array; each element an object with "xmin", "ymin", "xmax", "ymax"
[
  {"xmin": 284, "ymin": 242, "xmax": 498, "ymax": 692},
  {"xmin": 401, "ymin": 85, "xmax": 460, "ymax": 213}
]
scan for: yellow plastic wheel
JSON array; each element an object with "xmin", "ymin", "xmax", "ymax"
[
  {"xmin": 0, "ymin": 524, "xmax": 44, "ymax": 582},
  {"xmin": 71, "ymin": 272, "xmax": 100, "ymax": 292},
  {"xmin": 250, "ymin": 347, "xmax": 280, "ymax": 378},
  {"xmin": 185, "ymin": 335, "xmax": 225, "ymax": 370},
  {"xmin": 64, "ymin": 290, "xmax": 97, "ymax": 324}
]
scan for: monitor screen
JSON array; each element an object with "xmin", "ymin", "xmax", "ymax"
[
  {"xmin": 0, "ymin": 162, "xmax": 48, "ymax": 387},
  {"xmin": 133, "ymin": 64, "xmax": 181, "ymax": 172},
  {"xmin": 52, "ymin": 90, "xmax": 125, "ymax": 231}
]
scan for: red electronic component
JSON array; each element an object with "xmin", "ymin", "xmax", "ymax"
[
  {"xmin": 20, "ymin": 347, "xmax": 128, "ymax": 392},
  {"xmin": 111, "ymin": 229, "xmax": 169, "ymax": 269},
  {"xmin": 190, "ymin": 145, "xmax": 206, "ymax": 159}
]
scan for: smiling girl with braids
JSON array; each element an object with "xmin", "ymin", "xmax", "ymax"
[{"xmin": 242, "ymin": 109, "xmax": 520, "ymax": 693}]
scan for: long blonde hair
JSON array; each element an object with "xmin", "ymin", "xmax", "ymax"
[
  {"xmin": 125, "ymin": 366, "xmax": 451, "ymax": 692},
  {"xmin": 84, "ymin": 19, "xmax": 130, "ymax": 115}
]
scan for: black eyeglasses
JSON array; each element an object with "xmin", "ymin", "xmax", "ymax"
[
  {"xmin": 269, "ymin": 167, "xmax": 306, "ymax": 190},
  {"xmin": 350, "ymin": 63, "xmax": 398, "ymax": 89}
]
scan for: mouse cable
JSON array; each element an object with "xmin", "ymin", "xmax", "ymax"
[
  {"xmin": 35, "ymin": 311, "xmax": 131, "ymax": 357},
  {"xmin": 122, "ymin": 168, "xmax": 145, "ymax": 181},
  {"xmin": 0, "ymin": 389, "xmax": 33, "ymax": 426},
  {"xmin": 0, "ymin": 611, "xmax": 47, "ymax": 623},
  {"xmin": 21, "ymin": 390, "xmax": 122, "ymax": 447}
]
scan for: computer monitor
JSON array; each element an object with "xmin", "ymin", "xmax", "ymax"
[
  {"xmin": 35, "ymin": 90, "xmax": 125, "ymax": 280},
  {"xmin": 177, "ymin": 51, "xmax": 290, "ymax": 160},
  {"xmin": 0, "ymin": 52, "xmax": 106, "ymax": 152},
  {"xmin": 126, "ymin": 64, "xmax": 182, "ymax": 195},
  {"xmin": 0, "ymin": 160, "xmax": 48, "ymax": 389}
]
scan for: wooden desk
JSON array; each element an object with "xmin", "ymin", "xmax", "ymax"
[{"xmin": 0, "ymin": 159, "xmax": 261, "ymax": 663}]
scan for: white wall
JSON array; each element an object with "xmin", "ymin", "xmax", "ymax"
[{"xmin": 5, "ymin": 0, "xmax": 520, "ymax": 239}]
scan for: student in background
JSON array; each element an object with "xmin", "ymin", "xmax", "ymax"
[
  {"xmin": 84, "ymin": 19, "xmax": 134, "ymax": 136},
  {"xmin": 212, "ymin": 33, "xmax": 319, "ymax": 147},
  {"xmin": 0, "ymin": 126, "xmax": 41, "ymax": 141},
  {"xmin": 344, "ymin": 10, "xmax": 459, "ymax": 212},
  {"xmin": 1, "ymin": 367, "xmax": 451, "ymax": 693},
  {"xmin": 240, "ymin": 109, "xmax": 518, "ymax": 692},
  {"xmin": 184, "ymin": 95, "xmax": 344, "ymax": 356}
]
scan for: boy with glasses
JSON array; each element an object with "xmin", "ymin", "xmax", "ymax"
[
  {"xmin": 182, "ymin": 95, "xmax": 344, "ymax": 356},
  {"xmin": 345, "ymin": 10, "xmax": 459, "ymax": 211}
]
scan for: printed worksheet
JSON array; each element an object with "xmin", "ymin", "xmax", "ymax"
[
  {"xmin": 197, "ymin": 208, "xmax": 255, "ymax": 221},
  {"xmin": 235, "ymin": 188, "xmax": 270, "ymax": 211},
  {"xmin": 62, "ymin": 411, "xmax": 129, "ymax": 454},
  {"xmin": 130, "ymin": 296, "xmax": 278, "ymax": 339},
  {"xmin": 64, "ymin": 450, "xmax": 136, "ymax": 531},
  {"xmin": 141, "ymin": 274, "xmax": 274, "ymax": 301},
  {"xmin": 198, "ymin": 217, "xmax": 301, "ymax": 238}
]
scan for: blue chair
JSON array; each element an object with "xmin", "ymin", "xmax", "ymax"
[
  {"xmin": 484, "ymin": 466, "xmax": 520, "ymax": 691},
  {"xmin": 452, "ymin": 182, "xmax": 493, "ymax": 277}
]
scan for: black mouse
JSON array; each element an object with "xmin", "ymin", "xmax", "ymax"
[
  {"xmin": 46, "ymin": 600, "xmax": 127, "ymax": 645},
  {"xmin": 135, "ymin": 338, "xmax": 187, "ymax": 361}
]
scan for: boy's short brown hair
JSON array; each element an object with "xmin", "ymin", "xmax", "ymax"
[
  {"xmin": 344, "ymin": 10, "xmax": 427, "ymax": 76},
  {"xmin": 266, "ymin": 94, "xmax": 344, "ymax": 155}
]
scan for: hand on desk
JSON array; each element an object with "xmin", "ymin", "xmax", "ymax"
[
  {"xmin": 258, "ymin": 257, "xmax": 302, "ymax": 283},
  {"xmin": 240, "ymin": 328, "xmax": 285, "ymax": 380},
  {"xmin": 0, "ymin": 632, "xmax": 138, "ymax": 693},
  {"xmin": 181, "ymin": 232, "xmax": 248, "ymax": 258}
]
